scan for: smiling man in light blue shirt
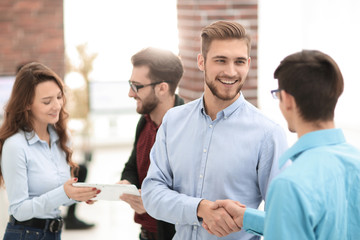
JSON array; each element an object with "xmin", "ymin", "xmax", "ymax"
[
  {"xmin": 141, "ymin": 20, "xmax": 288, "ymax": 240},
  {"xmin": 215, "ymin": 50, "xmax": 360, "ymax": 239}
]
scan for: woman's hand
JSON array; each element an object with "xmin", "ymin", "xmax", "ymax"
[
  {"xmin": 63, "ymin": 178, "xmax": 100, "ymax": 202},
  {"xmin": 85, "ymin": 200, "xmax": 97, "ymax": 205}
]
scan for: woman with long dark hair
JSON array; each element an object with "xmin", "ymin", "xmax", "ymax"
[{"xmin": 0, "ymin": 62, "xmax": 99, "ymax": 240}]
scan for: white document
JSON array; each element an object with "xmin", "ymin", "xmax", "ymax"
[{"xmin": 72, "ymin": 183, "xmax": 140, "ymax": 201}]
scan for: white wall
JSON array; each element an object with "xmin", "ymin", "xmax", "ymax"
[
  {"xmin": 258, "ymin": 0, "xmax": 360, "ymax": 147},
  {"xmin": 64, "ymin": 0, "xmax": 179, "ymax": 83}
]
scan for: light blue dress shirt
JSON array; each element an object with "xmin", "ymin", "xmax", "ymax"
[
  {"xmin": 142, "ymin": 94, "xmax": 288, "ymax": 240},
  {"xmin": 243, "ymin": 128, "xmax": 360, "ymax": 240},
  {"xmin": 1, "ymin": 125, "xmax": 74, "ymax": 221}
]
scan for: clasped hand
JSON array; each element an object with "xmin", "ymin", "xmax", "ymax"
[{"xmin": 199, "ymin": 199, "xmax": 246, "ymax": 237}]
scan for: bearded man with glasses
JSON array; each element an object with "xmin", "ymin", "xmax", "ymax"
[{"xmin": 118, "ymin": 47, "xmax": 184, "ymax": 240}]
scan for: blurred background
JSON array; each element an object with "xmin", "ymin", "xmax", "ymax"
[{"xmin": 1, "ymin": 0, "xmax": 359, "ymax": 239}]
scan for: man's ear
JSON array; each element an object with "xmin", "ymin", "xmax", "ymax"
[
  {"xmin": 281, "ymin": 90, "xmax": 296, "ymax": 110},
  {"xmin": 197, "ymin": 53, "xmax": 205, "ymax": 71},
  {"xmin": 157, "ymin": 82, "xmax": 169, "ymax": 96}
]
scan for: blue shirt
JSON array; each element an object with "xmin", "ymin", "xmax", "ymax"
[
  {"xmin": 1, "ymin": 125, "xmax": 74, "ymax": 221},
  {"xmin": 243, "ymin": 128, "xmax": 360, "ymax": 239},
  {"xmin": 142, "ymin": 94, "xmax": 288, "ymax": 240}
]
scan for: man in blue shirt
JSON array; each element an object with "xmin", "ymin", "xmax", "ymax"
[
  {"xmin": 141, "ymin": 20, "xmax": 288, "ymax": 240},
  {"xmin": 214, "ymin": 50, "xmax": 360, "ymax": 239}
]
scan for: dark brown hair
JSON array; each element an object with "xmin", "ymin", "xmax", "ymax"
[
  {"xmin": 0, "ymin": 62, "xmax": 76, "ymax": 186},
  {"xmin": 274, "ymin": 50, "xmax": 344, "ymax": 122},
  {"xmin": 200, "ymin": 20, "xmax": 251, "ymax": 60},
  {"xmin": 131, "ymin": 47, "xmax": 184, "ymax": 94}
]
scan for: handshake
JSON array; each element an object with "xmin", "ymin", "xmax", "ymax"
[{"xmin": 197, "ymin": 199, "xmax": 246, "ymax": 237}]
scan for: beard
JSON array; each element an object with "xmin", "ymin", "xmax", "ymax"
[
  {"xmin": 136, "ymin": 91, "xmax": 159, "ymax": 115},
  {"xmin": 204, "ymin": 72, "xmax": 244, "ymax": 101}
]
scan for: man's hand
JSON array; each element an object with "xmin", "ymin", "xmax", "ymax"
[
  {"xmin": 117, "ymin": 180, "xmax": 145, "ymax": 214},
  {"xmin": 215, "ymin": 199, "xmax": 246, "ymax": 229},
  {"xmin": 120, "ymin": 190, "xmax": 146, "ymax": 214},
  {"xmin": 117, "ymin": 179, "xmax": 131, "ymax": 185},
  {"xmin": 197, "ymin": 199, "xmax": 240, "ymax": 237}
]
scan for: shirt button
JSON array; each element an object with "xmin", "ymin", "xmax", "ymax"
[
  {"xmin": 194, "ymin": 225, "xmax": 198, "ymax": 229},
  {"xmin": 209, "ymin": 124, "xmax": 213, "ymax": 128},
  {"xmin": 224, "ymin": 116, "xmax": 228, "ymax": 119},
  {"xmin": 203, "ymin": 149, "xmax": 207, "ymax": 153},
  {"xmin": 199, "ymin": 175, "xmax": 203, "ymax": 178}
]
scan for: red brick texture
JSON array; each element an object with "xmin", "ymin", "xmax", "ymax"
[
  {"xmin": 0, "ymin": 0, "xmax": 64, "ymax": 78},
  {"xmin": 177, "ymin": 0, "xmax": 258, "ymax": 106}
]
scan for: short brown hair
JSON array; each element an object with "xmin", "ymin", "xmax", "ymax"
[
  {"xmin": 131, "ymin": 47, "xmax": 184, "ymax": 95},
  {"xmin": 274, "ymin": 50, "xmax": 344, "ymax": 122},
  {"xmin": 201, "ymin": 20, "xmax": 251, "ymax": 60}
]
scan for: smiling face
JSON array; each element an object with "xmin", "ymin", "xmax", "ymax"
[
  {"xmin": 128, "ymin": 65, "xmax": 159, "ymax": 115},
  {"xmin": 29, "ymin": 80, "xmax": 63, "ymax": 131},
  {"xmin": 198, "ymin": 39, "xmax": 250, "ymax": 103}
]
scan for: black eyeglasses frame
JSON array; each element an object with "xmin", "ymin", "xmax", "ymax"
[
  {"xmin": 270, "ymin": 88, "xmax": 282, "ymax": 99},
  {"xmin": 128, "ymin": 80, "xmax": 168, "ymax": 93}
]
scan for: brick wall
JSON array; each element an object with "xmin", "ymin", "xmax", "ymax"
[
  {"xmin": 0, "ymin": 0, "xmax": 64, "ymax": 78},
  {"xmin": 177, "ymin": 0, "xmax": 258, "ymax": 106}
]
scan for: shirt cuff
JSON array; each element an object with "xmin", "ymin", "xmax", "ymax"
[
  {"xmin": 191, "ymin": 198, "xmax": 204, "ymax": 226},
  {"xmin": 243, "ymin": 208, "xmax": 265, "ymax": 236},
  {"xmin": 48, "ymin": 185, "xmax": 74, "ymax": 208}
]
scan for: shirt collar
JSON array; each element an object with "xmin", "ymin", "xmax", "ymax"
[
  {"xmin": 278, "ymin": 128, "xmax": 346, "ymax": 168},
  {"xmin": 25, "ymin": 125, "xmax": 59, "ymax": 145},
  {"xmin": 200, "ymin": 92, "xmax": 245, "ymax": 119},
  {"xmin": 144, "ymin": 114, "xmax": 160, "ymax": 130}
]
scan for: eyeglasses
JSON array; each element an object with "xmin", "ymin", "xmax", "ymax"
[
  {"xmin": 270, "ymin": 89, "xmax": 282, "ymax": 99},
  {"xmin": 128, "ymin": 80, "xmax": 167, "ymax": 93}
]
